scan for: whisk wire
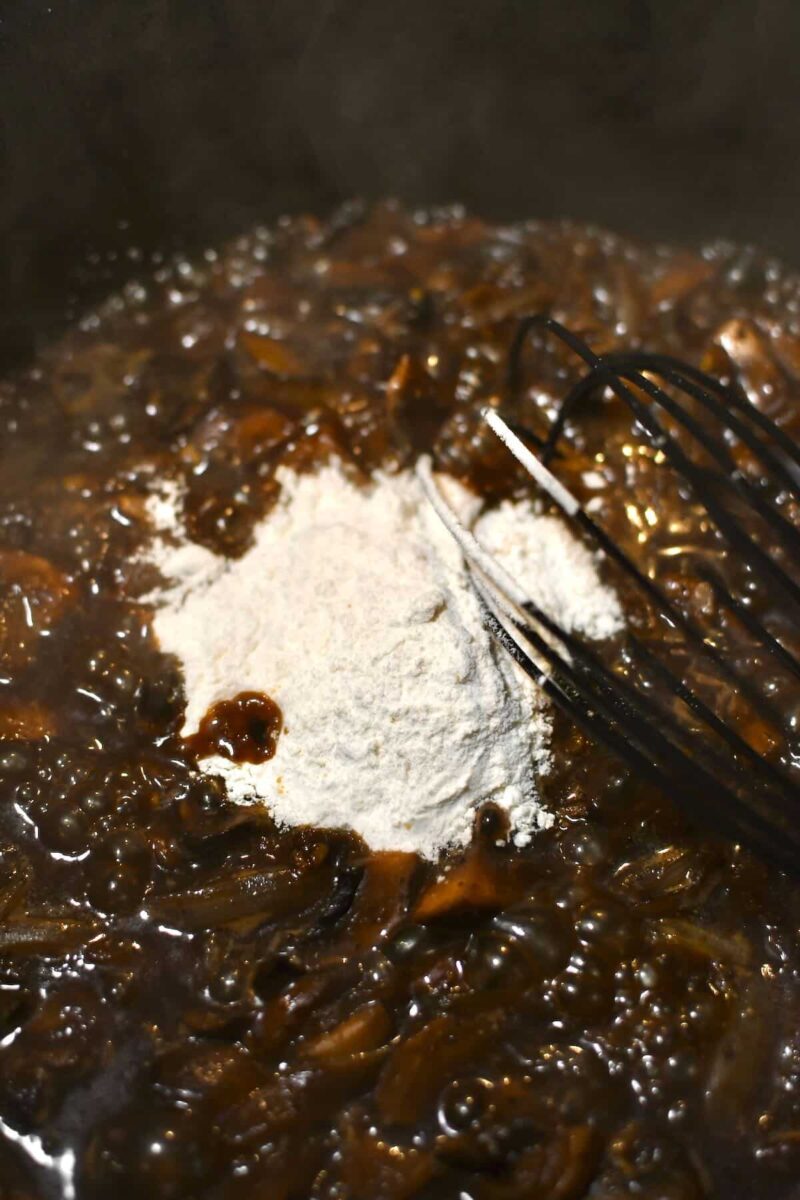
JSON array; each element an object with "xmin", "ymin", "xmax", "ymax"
[
  {"xmin": 610, "ymin": 352, "xmax": 800, "ymax": 485},
  {"xmin": 472, "ymin": 427, "xmax": 791, "ymax": 801},
  {"xmin": 434, "ymin": 318, "xmax": 800, "ymax": 871},
  {"xmin": 484, "ymin": 408, "xmax": 783, "ymax": 722},
  {"xmin": 426, "ymin": 466, "xmax": 800, "ymax": 871},
  {"xmin": 511, "ymin": 315, "xmax": 800, "ymax": 488},
  {"xmin": 613, "ymin": 366, "xmax": 800, "ymax": 556}
]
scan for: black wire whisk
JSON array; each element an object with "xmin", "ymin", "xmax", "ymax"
[{"xmin": 419, "ymin": 316, "xmax": 800, "ymax": 873}]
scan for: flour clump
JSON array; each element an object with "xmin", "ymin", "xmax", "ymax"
[{"xmin": 144, "ymin": 463, "xmax": 621, "ymax": 858}]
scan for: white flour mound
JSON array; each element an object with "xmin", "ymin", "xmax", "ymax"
[{"xmin": 144, "ymin": 464, "xmax": 622, "ymax": 858}]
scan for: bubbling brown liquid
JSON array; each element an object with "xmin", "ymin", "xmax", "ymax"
[{"xmin": 0, "ymin": 203, "xmax": 798, "ymax": 1199}]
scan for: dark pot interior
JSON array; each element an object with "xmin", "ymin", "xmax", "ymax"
[{"xmin": 2, "ymin": 0, "xmax": 799, "ymax": 362}]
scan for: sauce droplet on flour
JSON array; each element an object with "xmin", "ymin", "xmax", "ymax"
[{"xmin": 186, "ymin": 691, "xmax": 283, "ymax": 763}]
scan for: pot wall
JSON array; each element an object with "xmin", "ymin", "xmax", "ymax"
[{"xmin": 2, "ymin": 0, "xmax": 799, "ymax": 360}]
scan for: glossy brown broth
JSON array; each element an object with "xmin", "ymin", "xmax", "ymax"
[{"xmin": 0, "ymin": 202, "xmax": 799, "ymax": 1199}]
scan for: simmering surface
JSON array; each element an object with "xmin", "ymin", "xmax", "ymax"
[{"xmin": 1, "ymin": 202, "xmax": 799, "ymax": 1199}]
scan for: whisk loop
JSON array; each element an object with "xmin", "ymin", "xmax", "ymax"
[{"xmin": 422, "ymin": 317, "xmax": 800, "ymax": 872}]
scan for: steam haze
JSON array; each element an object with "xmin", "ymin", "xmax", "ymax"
[{"xmin": 2, "ymin": 0, "xmax": 799, "ymax": 358}]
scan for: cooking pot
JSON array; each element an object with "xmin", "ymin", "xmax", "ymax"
[{"xmin": 2, "ymin": 6, "xmax": 800, "ymax": 1197}]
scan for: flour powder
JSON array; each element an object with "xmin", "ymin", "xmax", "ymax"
[{"xmin": 143, "ymin": 463, "xmax": 622, "ymax": 857}]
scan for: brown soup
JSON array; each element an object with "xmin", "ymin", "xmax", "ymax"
[{"xmin": 0, "ymin": 202, "xmax": 799, "ymax": 1199}]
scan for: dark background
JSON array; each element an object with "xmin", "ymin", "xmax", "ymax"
[{"xmin": 2, "ymin": 0, "xmax": 800, "ymax": 362}]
